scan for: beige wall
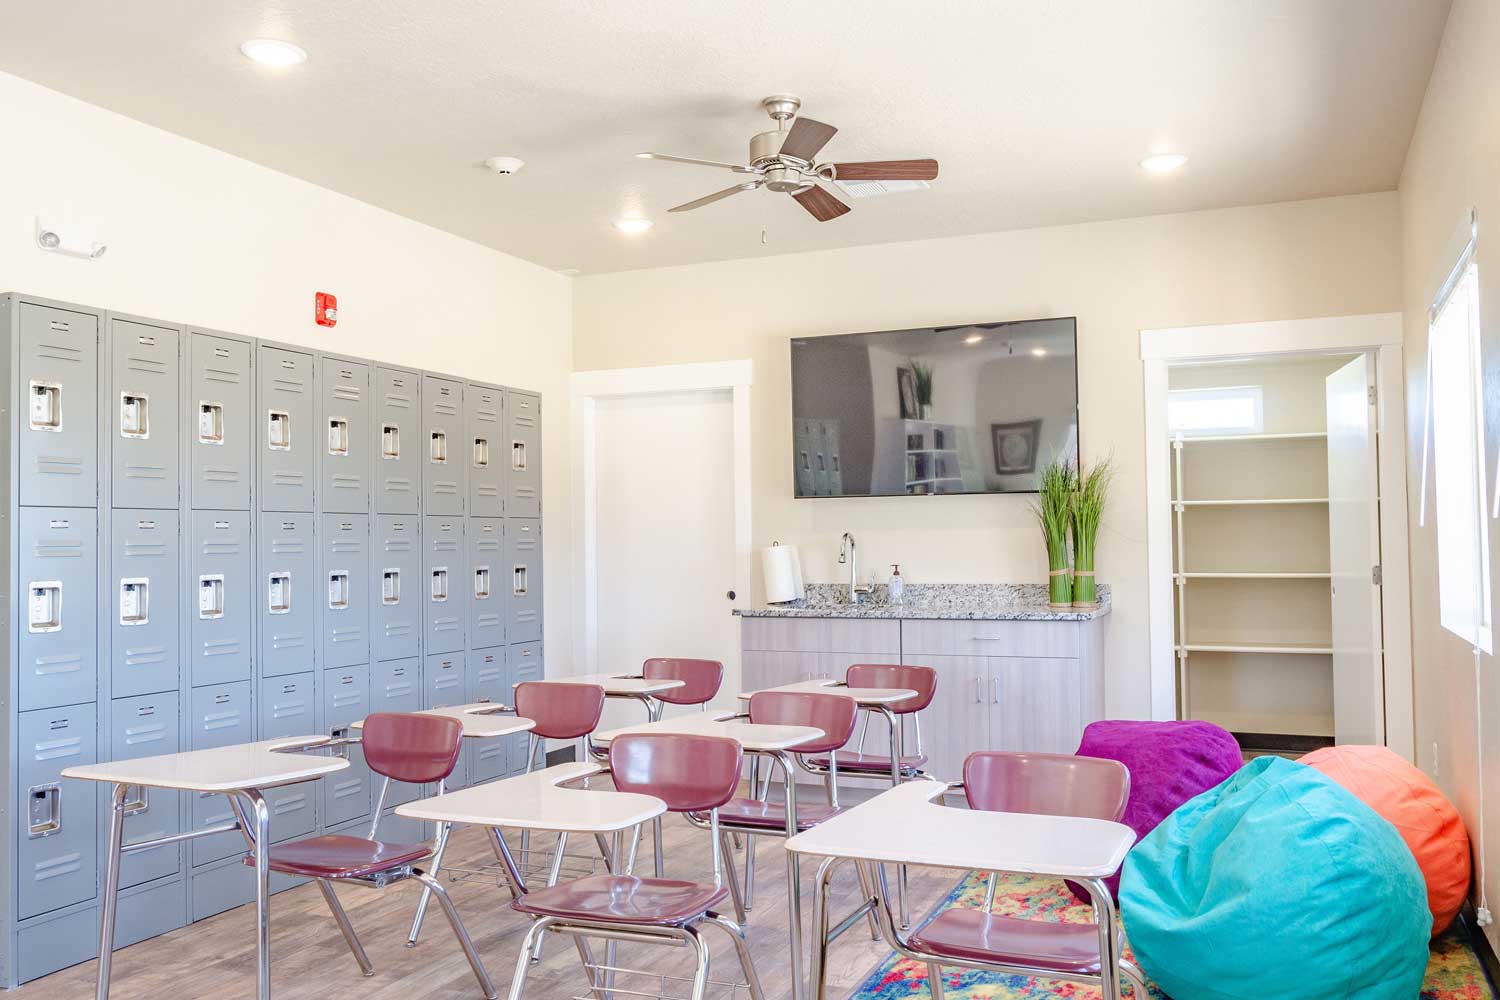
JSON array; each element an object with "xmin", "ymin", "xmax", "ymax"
[
  {"xmin": 0, "ymin": 70, "xmax": 576, "ymax": 663},
  {"xmin": 575, "ymin": 192, "xmax": 1402, "ymax": 718},
  {"xmin": 1398, "ymin": 0, "xmax": 1500, "ymax": 952}
]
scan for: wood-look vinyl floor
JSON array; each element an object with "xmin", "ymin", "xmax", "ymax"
[{"xmin": 14, "ymin": 792, "xmax": 956, "ymax": 1000}]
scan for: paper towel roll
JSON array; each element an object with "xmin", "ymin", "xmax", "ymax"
[{"xmin": 761, "ymin": 543, "xmax": 805, "ymax": 604}]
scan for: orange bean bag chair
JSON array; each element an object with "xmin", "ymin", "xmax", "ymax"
[{"xmin": 1301, "ymin": 745, "xmax": 1470, "ymax": 935}]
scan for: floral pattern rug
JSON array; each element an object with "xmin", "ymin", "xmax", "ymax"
[{"xmin": 847, "ymin": 872, "xmax": 1493, "ymax": 1000}]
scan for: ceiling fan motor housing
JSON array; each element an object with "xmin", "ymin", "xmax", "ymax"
[{"xmin": 750, "ymin": 130, "xmax": 815, "ymax": 192}]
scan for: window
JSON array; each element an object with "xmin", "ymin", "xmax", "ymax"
[
  {"xmin": 1431, "ymin": 262, "xmax": 1492, "ymax": 652},
  {"xmin": 1167, "ymin": 385, "xmax": 1264, "ymax": 436}
]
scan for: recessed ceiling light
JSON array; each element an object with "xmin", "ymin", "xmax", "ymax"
[
  {"xmin": 240, "ymin": 39, "xmax": 308, "ymax": 67},
  {"xmin": 963, "ymin": 334, "xmax": 984, "ymax": 345},
  {"xmin": 1140, "ymin": 153, "xmax": 1188, "ymax": 174},
  {"xmin": 1031, "ymin": 347, "xmax": 1048, "ymax": 357},
  {"xmin": 612, "ymin": 218, "xmax": 653, "ymax": 235}
]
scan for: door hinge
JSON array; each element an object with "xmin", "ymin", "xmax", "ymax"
[
  {"xmin": 1368, "ymin": 385, "xmax": 1378, "ymax": 405},
  {"xmin": 1372, "ymin": 564, "xmax": 1383, "ymax": 585}
]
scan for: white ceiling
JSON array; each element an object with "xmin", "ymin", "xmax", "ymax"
[{"xmin": 0, "ymin": 1, "xmax": 1450, "ymax": 275}]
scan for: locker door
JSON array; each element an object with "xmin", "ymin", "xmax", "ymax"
[
  {"xmin": 505, "ymin": 518, "xmax": 543, "ymax": 644},
  {"xmin": 467, "ymin": 384, "xmax": 504, "ymax": 516},
  {"xmin": 371, "ymin": 658, "xmax": 422, "ymax": 805},
  {"xmin": 258, "ymin": 673, "xmax": 318, "ymax": 840},
  {"xmin": 467, "ymin": 648, "xmax": 506, "ymax": 783},
  {"xmin": 18, "ymin": 508, "xmax": 98, "ymax": 711},
  {"xmin": 323, "ymin": 666, "xmax": 371, "ymax": 827},
  {"xmin": 373, "ymin": 514, "xmax": 422, "ymax": 661},
  {"xmin": 189, "ymin": 510, "xmax": 252, "ymax": 687},
  {"xmin": 509, "ymin": 642, "xmax": 543, "ymax": 774},
  {"xmin": 19, "ymin": 301, "xmax": 99, "ymax": 508},
  {"xmin": 422, "ymin": 376, "xmax": 465, "ymax": 515},
  {"xmin": 17, "ymin": 704, "xmax": 98, "ymax": 918},
  {"xmin": 110, "ymin": 317, "xmax": 181, "ymax": 509},
  {"xmin": 424, "ymin": 651, "xmax": 466, "ymax": 708},
  {"xmin": 257, "ymin": 346, "xmax": 315, "ymax": 512},
  {"xmin": 507, "ymin": 391, "xmax": 541, "ymax": 517},
  {"xmin": 375, "ymin": 368, "xmax": 421, "ymax": 514},
  {"xmin": 188, "ymin": 333, "xmax": 252, "ymax": 510},
  {"xmin": 423, "ymin": 515, "xmax": 466, "ymax": 653},
  {"xmin": 320, "ymin": 359, "xmax": 371, "ymax": 513},
  {"xmin": 322, "ymin": 514, "xmax": 370, "ymax": 669},
  {"xmin": 468, "ymin": 517, "xmax": 505, "ymax": 649},
  {"xmin": 259, "ymin": 513, "xmax": 316, "ymax": 676},
  {"xmin": 110, "ymin": 693, "xmax": 181, "ymax": 888},
  {"xmin": 110, "ymin": 509, "xmax": 180, "ymax": 698},
  {"xmin": 189, "ymin": 682, "xmax": 254, "ymax": 865}
]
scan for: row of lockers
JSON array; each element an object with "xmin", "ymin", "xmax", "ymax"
[
  {"xmin": 14, "ymin": 297, "xmax": 541, "ymax": 515},
  {"xmin": 19, "ymin": 508, "xmax": 542, "ymax": 712}
]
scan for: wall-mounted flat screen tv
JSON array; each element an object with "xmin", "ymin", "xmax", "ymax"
[{"xmin": 790, "ymin": 318, "xmax": 1078, "ymax": 497}]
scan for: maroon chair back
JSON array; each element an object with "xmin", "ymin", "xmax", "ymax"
[
  {"xmin": 963, "ymin": 751, "xmax": 1130, "ymax": 821},
  {"xmin": 642, "ymin": 658, "xmax": 724, "ymax": 706},
  {"xmin": 609, "ymin": 734, "xmax": 743, "ymax": 812},
  {"xmin": 513, "ymin": 682, "xmax": 606, "ymax": 741},
  {"xmin": 361, "ymin": 712, "xmax": 464, "ymax": 785},
  {"xmin": 845, "ymin": 663, "xmax": 937, "ymax": 714},
  {"xmin": 747, "ymin": 691, "xmax": 857, "ymax": 755}
]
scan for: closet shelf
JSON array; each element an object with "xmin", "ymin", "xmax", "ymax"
[
  {"xmin": 1173, "ymin": 431, "xmax": 1328, "ymax": 443},
  {"xmin": 1178, "ymin": 641, "xmax": 1334, "ymax": 655},
  {"xmin": 1175, "ymin": 572, "xmax": 1331, "ymax": 580},
  {"xmin": 1176, "ymin": 498, "xmax": 1328, "ymax": 507},
  {"xmin": 1193, "ymin": 709, "xmax": 1335, "ymax": 739}
]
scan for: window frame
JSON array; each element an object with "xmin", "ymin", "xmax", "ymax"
[{"xmin": 1166, "ymin": 384, "xmax": 1266, "ymax": 437}]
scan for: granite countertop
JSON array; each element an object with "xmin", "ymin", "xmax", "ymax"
[{"xmin": 734, "ymin": 583, "xmax": 1111, "ymax": 622}]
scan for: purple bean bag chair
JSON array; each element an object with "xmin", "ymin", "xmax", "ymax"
[{"xmin": 1072, "ymin": 719, "xmax": 1242, "ymax": 900}]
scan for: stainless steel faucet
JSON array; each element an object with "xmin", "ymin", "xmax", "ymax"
[{"xmin": 839, "ymin": 532, "xmax": 874, "ymax": 604}]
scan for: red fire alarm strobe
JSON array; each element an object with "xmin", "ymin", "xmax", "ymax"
[{"xmin": 315, "ymin": 292, "xmax": 338, "ymax": 327}]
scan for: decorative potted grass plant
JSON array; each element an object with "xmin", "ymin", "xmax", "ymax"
[
  {"xmin": 1071, "ymin": 457, "xmax": 1113, "ymax": 610},
  {"xmin": 910, "ymin": 359, "xmax": 934, "ymax": 420},
  {"xmin": 1033, "ymin": 457, "xmax": 1075, "ymax": 610}
]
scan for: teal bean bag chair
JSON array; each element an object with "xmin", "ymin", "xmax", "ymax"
[{"xmin": 1119, "ymin": 756, "xmax": 1428, "ymax": 1000}]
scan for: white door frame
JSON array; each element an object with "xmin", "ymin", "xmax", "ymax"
[
  {"xmin": 570, "ymin": 360, "xmax": 753, "ymax": 676},
  {"xmin": 1140, "ymin": 313, "xmax": 1415, "ymax": 760}
]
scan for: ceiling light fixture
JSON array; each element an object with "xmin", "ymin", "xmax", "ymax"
[
  {"xmin": 485, "ymin": 155, "xmax": 525, "ymax": 175},
  {"xmin": 964, "ymin": 335, "xmax": 984, "ymax": 345},
  {"xmin": 1140, "ymin": 153, "xmax": 1188, "ymax": 174},
  {"xmin": 1031, "ymin": 347, "xmax": 1048, "ymax": 357},
  {"xmin": 240, "ymin": 39, "xmax": 308, "ymax": 68},
  {"xmin": 612, "ymin": 218, "xmax": 653, "ymax": 235}
]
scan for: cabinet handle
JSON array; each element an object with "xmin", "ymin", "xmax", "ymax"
[
  {"xmin": 991, "ymin": 676, "xmax": 999, "ymax": 704},
  {"xmin": 973, "ymin": 676, "xmax": 981, "ymax": 703}
]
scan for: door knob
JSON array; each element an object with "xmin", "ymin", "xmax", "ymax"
[{"xmin": 726, "ymin": 590, "xmax": 736, "ymax": 600}]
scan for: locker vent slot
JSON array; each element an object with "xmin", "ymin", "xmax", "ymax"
[
  {"xmin": 199, "ymin": 575, "xmax": 226, "ymax": 619},
  {"xmin": 120, "ymin": 392, "xmax": 150, "ymax": 438},
  {"xmin": 382, "ymin": 569, "xmax": 401, "ymax": 605},
  {"xmin": 328, "ymin": 571, "xmax": 350, "ymax": 610},
  {"xmin": 511, "ymin": 440, "xmax": 527, "ymax": 470},
  {"xmin": 199, "ymin": 401, "xmax": 225, "ymax": 444},
  {"xmin": 430, "ymin": 430, "xmax": 448, "ymax": 464},
  {"xmin": 431, "ymin": 568, "xmax": 449, "ymax": 602},
  {"xmin": 28, "ymin": 784, "xmax": 62, "ymax": 838},
  {"xmin": 268, "ymin": 572, "xmax": 292, "ymax": 615},
  {"xmin": 29, "ymin": 381, "xmax": 62, "ymax": 432},
  {"xmin": 513, "ymin": 565, "xmax": 528, "ymax": 596},
  {"xmin": 119, "ymin": 578, "xmax": 150, "ymax": 626},
  {"xmin": 474, "ymin": 566, "xmax": 491, "ymax": 600},
  {"xmin": 382, "ymin": 424, "xmax": 400, "ymax": 459},
  {"xmin": 473, "ymin": 437, "xmax": 490, "ymax": 468},
  {"xmin": 268, "ymin": 410, "xmax": 292, "ymax": 451},
  {"xmin": 328, "ymin": 417, "xmax": 350, "ymax": 456},
  {"xmin": 28, "ymin": 581, "xmax": 62, "ymax": 633}
]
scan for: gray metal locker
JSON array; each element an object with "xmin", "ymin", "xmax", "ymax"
[
  {"xmin": 507, "ymin": 390, "xmax": 541, "ymax": 517},
  {"xmin": 18, "ymin": 507, "xmax": 98, "ymax": 711},
  {"xmin": 109, "ymin": 316, "xmax": 181, "ymax": 509},
  {"xmin": 17, "ymin": 300, "xmax": 99, "ymax": 509},
  {"xmin": 466, "ymin": 383, "xmax": 504, "ymax": 516},
  {"xmin": 424, "ymin": 651, "xmax": 466, "ymax": 709},
  {"xmin": 509, "ymin": 641, "xmax": 543, "ymax": 774},
  {"xmin": 421, "ymin": 375, "xmax": 465, "ymax": 515},
  {"xmin": 187, "ymin": 332, "xmax": 252, "ymax": 511},
  {"xmin": 189, "ymin": 682, "xmax": 254, "ymax": 866},
  {"xmin": 505, "ymin": 517, "xmax": 543, "ymax": 644},
  {"xmin": 319, "ymin": 358, "xmax": 370, "ymax": 513},
  {"xmin": 110, "ymin": 509, "xmax": 179, "ymax": 698},
  {"xmin": 16, "ymin": 703, "xmax": 98, "ymax": 919},
  {"xmin": 188, "ymin": 510, "xmax": 252, "ymax": 687},
  {"xmin": 468, "ymin": 517, "xmax": 505, "ymax": 649},
  {"xmin": 469, "ymin": 647, "xmax": 505, "ymax": 703},
  {"xmin": 257, "ymin": 346, "xmax": 315, "ymax": 512},
  {"xmin": 375, "ymin": 367, "xmax": 420, "ymax": 514},
  {"xmin": 423, "ymin": 514, "xmax": 466, "ymax": 653},
  {"xmin": 109, "ymin": 692, "xmax": 181, "ymax": 889},
  {"xmin": 322, "ymin": 666, "xmax": 371, "ymax": 827},
  {"xmin": 257, "ymin": 674, "xmax": 319, "ymax": 842},
  {"xmin": 259, "ymin": 512, "xmax": 316, "ymax": 677},
  {"xmin": 372, "ymin": 514, "xmax": 421, "ymax": 661},
  {"xmin": 467, "ymin": 734, "xmax": 507, "ymax": 785},
  {"xmin": 322, "ymin": 514, "xmax": 370, "ymax": 669},
  {"xmin": 371, "ymin": 658, "xmax": 422, "ymax": 806}
]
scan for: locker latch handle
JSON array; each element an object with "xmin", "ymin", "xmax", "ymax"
[
  {"xmin": 381, "ymin": 568, "xmax": 401, "ymax": 605},
  {"xmin": 473, "ymin": 436, "xmax": 490, "ymax": 468},
  {"xmin": 513, "ymin": 565, "xmax": 528, "ymax": 596},
  {"xmin": 120, "ymin": 392, "xmax": 150, "ymax": 439},
  {"xmin": 329, "ymin": 727, "xmax": 353, "ymax": 761},
  {"xmin": 431, "ymin": 568, "xmax": 449, "ymax": 602},
  {"xmin": 381, "ymin": 424, "xmax": 400, "ymax": 460},
  {"xmin": 199, "ymin": 574, "xmax": 226, "ymax": 619},
  {"xmin": 511, "ymin": 439, "xmax": 526, "ymax": 471},
  {"xmin": 268, "ymin": 572, "xmax": 291, "ymax": 615},
  {"xmin": 29, "ymin": 381, "xmax": 61, "ymax": 432},
  {"xmin": 268, "ymin": 410, "xmax": 292, "ymax": 451},
  {"xmin": 430, "ymin": 430, "xmax": 448, "ymax": 464},
  {"xmin": 28, "ymin": 784, "xmax": 61, "ymax": 838},
  {"xmin": 29, "ymin": 581, "xmax": 62, "ymax": 633},
  {"xmin": 328, "ymin": 417, "xmax": 349, "ymax": 456},
  {"xmin": 120, "ymin": 578, "xmax": 150, "ymax": 626},
  {"xmin": 123, "ymin": 785, "xmax": 149, "ymax": 816},
  {"xmin": 328, "ymin": 571, "xmax": 350, "ymax": 610},
  {"xmin": 198, "ymin": 401, "xmax": 225, "ymax": 444},
  {"xmin": 474, "ymin": 566, "xmax": 491, "ymax": 600}
]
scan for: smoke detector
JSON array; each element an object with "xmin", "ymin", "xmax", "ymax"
[{"xmin": 484, "ymin": 156, "xmax": 525, "ymax": 175}]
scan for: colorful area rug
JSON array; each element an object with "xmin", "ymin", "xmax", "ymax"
[{"xmin": 848, "ymin": 872, "xmax": 1493, "ymax": 1000}]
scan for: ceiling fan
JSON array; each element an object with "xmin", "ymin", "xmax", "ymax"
[{"xmin": 637, "ymin": 95, "xmax": 939, "ymax": 222}]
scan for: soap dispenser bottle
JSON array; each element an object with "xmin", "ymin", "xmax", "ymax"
[{"xmin": 888, "ymin": 564, "xmax": 905, "ymax": 605}]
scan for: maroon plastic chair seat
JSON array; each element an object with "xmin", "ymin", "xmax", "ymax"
[
  {"xmin": 514, "ymin": 681, "xmax": 607, "ymax": 741},
  {"xmin": 513, "ymin": 874, "xmax": 731, "ymax": 927},
  {"xmin": 746, "ymin": 690, "xmax": 857, "ymax": 754},
  {"xmin": 247, "ymin": 834, "xmax": 433, "ymax": 880},
  {"xmin": 709, "ymin": 797, "xmax": 844, "ymax": 831},
  {"xmin": 642, "ymin": 658, "xmax": 724, "ymax": 707},
  {"xmin": 846, "ymin": 663, "xmax": 938, "ymax": 714},
  {"xmin": 804, "ymin": 750, "xmax": 929, "ymax": 773},
  {"xmin": 908, "ymin": 908, "xmax": 1124, "ymax": 975}
]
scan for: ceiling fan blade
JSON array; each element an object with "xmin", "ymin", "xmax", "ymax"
[
  {"xmin": 637, "ymin": 152, "xmax": 753, "ymax": 173},
  {"xmin": 792, "ymin": 185, "xmax": 851, "ymax": 222},
  {"xmin": 778, "ymin": 117, "xmax": 838, "ymax": 161},
  {"xmin": 669, "ymin": 181, "xmax": 762, "ymax": 213},
  {"xmin": 830, "ymin": 159, "xmax": 940, "ymax": 181}
]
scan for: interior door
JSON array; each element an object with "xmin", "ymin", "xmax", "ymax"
[{"xmin": 1326, "ymin": 354, "xmax": 1385, "ymax": 745}]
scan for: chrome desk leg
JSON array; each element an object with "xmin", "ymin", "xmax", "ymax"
[
  {"xmin": 407, "ymin": 818, "xmax": 453, "ymax": 945},
  {"xmin": 706, "ymin": 913, "xmax": 766, "ymax": 1000},
  {"xmin": 720, "ymin": 831, "xmax": 747, "ymax": 923},
  {"xmin": 509, "ymin": 917, "xmax": 552, "ymax": 1000},
  {"xmin": 642, "ymin": 694, "xmax": 667, "ymax": 877},
  {"xmin": 684, "ymin": 924, "xmax": 712, "ymax": 1000},
  {"xmin": 240, "ymin": 789, "xmax": 272, "ymax": 1000},
  {"xmin": 772, "ymin": 750, "xmax": 805, "ymax": 1000},
  {"xmin": 927, "ymin": 965, "xmax": 946, "ymax": 1000},
  {"xmin": 318, "ymin": 879, "xmax": 374, "ymax": 976},
  {"xmin": 94, "ymin": 783, "xmax": 129, "ymax": 1000},
  {"xmin": 876, "ymin": 706, "xmax": 909, "ymax": 928},
  {"xmin": 809, "ymin": 856, "xmax": 839, "ymax": 1000},
  {"xmin": 490, "ymin": 826, "xmax": 528, "ymax": 896},
  {"xmin": 530, "ymin": 831, "xmax": 569, "ymax": 962},
  {"xmin": 412, "ymin": 870, "xmax": 498, "ymax": 999},
  {"xmin": 1085, "ymin": 878, "xmax": 1122, "ymax": 1000}
]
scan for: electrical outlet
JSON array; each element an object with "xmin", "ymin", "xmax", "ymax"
[{"xmin": 1432, "ymin": 740, "xmax": 1440, "ymax": 780}]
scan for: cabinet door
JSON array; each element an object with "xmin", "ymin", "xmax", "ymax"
[
  {"xmin": 740, "ymin": 650, "xmax": 820, "ymax": 696},
  {"xmin": 902, "ymin": 654, "xmax": 989, "ymax": 784},
  {"xmin": 988, "ymin": 656, "xmax": 1086, "ymax": 755}
]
